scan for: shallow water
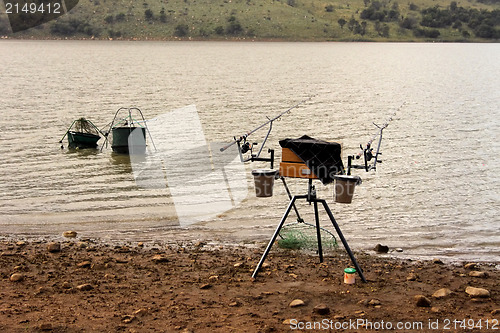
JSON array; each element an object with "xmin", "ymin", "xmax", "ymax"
[{"xmin": 0, "ymin": 41, "xmax": 499, "ymax": 261}]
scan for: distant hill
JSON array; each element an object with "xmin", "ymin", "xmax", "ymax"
[{"xmin": 1, "ymin": 0, "xmax": 499, "ymax": 41}]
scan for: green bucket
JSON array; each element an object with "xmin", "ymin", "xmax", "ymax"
[{"xmin": 111, "ymin": 127, "xmax": 146, "ymax": 154}]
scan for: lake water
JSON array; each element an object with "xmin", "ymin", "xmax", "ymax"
[{"xmin": 0, "ymin": 40, "xmax": 499, "ymax": 262}]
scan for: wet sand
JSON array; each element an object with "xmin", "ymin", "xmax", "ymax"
[{"xmin": 0, "ymin": 238, "xmax": 499, "ymax": 332}]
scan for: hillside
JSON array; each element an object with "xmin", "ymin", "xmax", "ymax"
[{"xmin": 1, "ymin": 0, "xmax": 499, "ymax": 41}]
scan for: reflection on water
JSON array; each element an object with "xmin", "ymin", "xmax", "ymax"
[
  {"xmin": 110, "ymin": 153, "xmax": 133, "ymax": 169},
  {"xmin": 64, "ymin": 147, "xmax": 101, "ymax": 157},
  {"xmin": 0, "ymin": 41, "xmax": 499, "ymax": 262}
]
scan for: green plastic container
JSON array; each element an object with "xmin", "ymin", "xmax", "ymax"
[{"xmin": 344, "ymin": 267, "xmax": 356, "ymax": 284}]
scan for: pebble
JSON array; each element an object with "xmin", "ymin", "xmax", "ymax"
[
  {"xmin": 415, "ymin": 295, "xmax": 431, "ymax": 307},
  {"xmin": 470, "ymin": 298, "xmax": 484, "ymax": 303},
  {"xmin": 76, "ymin": 283, "xmax": 93, "ymax": 291},
  {"xmin": 77, "ymin": 242, "xmax": 88, "ymax": 249},
  {"xmin": 468, "ymin": 271, "xmax": 487, "ymax": 278},
  {"xmin": 194, "ymin": 241, "xmax": 206, "ymax": 248},
  {"xmin": 406, "ymin": 272, "xmax": 418, "ymax": 281},
  {"xmin": 374, "ymin": 244, "xmax": 389, "ymax": 253},
  {"xmin": 313, "ymin": 304, "xmax": 330, "ymax": 315},
  {"xmin": 151, "ymin": 254, "xmax": 169, "ymax": 263},
  {"xmin": 122, "ymin": 315, "xmax": 135, "ymax": 324},
  {"xmin": 491, "ymin": 309, "xmax": 500, "ymax": 315},
  {"xmin": 432, "ymin": 258, "xmax": 444, "ymax": 265},
  {"xmin": 465, "ymin": 286, "xmax": 490, "ymax": 298},
  {"xmin": 368, "ymin": 299, "xmax": 382, "ymax": 306},
  {"xmin": 200, "ymin": 283, "xmax": 212, "ymax": 290},
  {"xmin": 464, "ymin": 263, "xmax": 478, "ymax": 270},
  {"xmin": 62, "ymin": 281, "xmax": 72, "ymax": 289},
  {"xmin": 76, "ymin": 261, "xmax": 92, "ymax": 268},
  {"xmin": 62, "ymin": 231, "xmax": 77, "ymax": 238},
  {"xmin": 134, "ymin": 308, "xmax": 148, "ymax": 317},
  {"xmin": 10, "ymin": 273, "xmax": 24, "ymax": 282},
  {"xmin": 432, "ymin": 288, "xmax": 452, "ymax": 298},
  {"xmin": 116, "ymin": 246, "xmax": 131, "ymax": 253},
  {"xmin": 355, "ymin": 310, "xmax": 365, "ymax": 317},
  {"xmin": 35, "ymin": 286, "xmax": 51, "ymax": 295},
  {"xmin": 358, "ymin": 299, "xmax": 369, "ymax": 306},
  {"xmin": 47, "ymin": 242, "xmax": 61, "ymax": 253},
  {"xmin": 289, "ymin": 299, "xmax": 305, "ymax": 308}
]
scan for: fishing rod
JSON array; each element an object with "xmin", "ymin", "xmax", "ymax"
[
  {"xmin": 347, "ymin": 102, "xmax": 405, "ymax": 174},
  {"xmin": 220, "ymin": 97, "xmax": 312, "ymax": 168}
]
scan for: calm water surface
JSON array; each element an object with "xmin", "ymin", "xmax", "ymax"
[{"xmin": 0, "ymin": 41, "xmax": 498, "ymax": 262}]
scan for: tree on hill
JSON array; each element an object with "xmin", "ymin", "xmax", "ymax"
[
  {"xmin": 338, "ymin": 18, "xmax": 347, "ymax": 29},
  {"xmin": 160, "ymin": 8, "xmax": 167, "ymax": 23},
  {"xmin": 360, "ymin": 1, "xmax": 400, "ymax": 22},
  {"xmin": 145, "ymin": 9, "xmax": 154, "ymax": 21},
  {"xmin": 226, "ymin": 16, "xmax": 243, "ymax": 35},
  {"xmin": 418, "ymin": 4, "xmax": 500, "ymax": 38},
  {"xmin": 174, "ymin": 24, "xmax": 189, "ymax": 37}
]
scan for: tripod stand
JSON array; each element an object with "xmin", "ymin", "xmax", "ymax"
[{"xmin": 252, "ymin": 178, "xmax": 367, "ymax": 283}]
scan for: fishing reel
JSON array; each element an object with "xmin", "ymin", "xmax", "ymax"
[
  {"xmin": 240, "ymin": 141, "xmax": 253, "ymax": 154},
  {"xmin": 240, "ymin": 140, "xmax": 262, "ymax": 156},
  {"xmin": 356, "ymin": 143, "xmax": 374, "ymax": 161},
  {"xmin": 235, "ymin": 136, "xmax": 275, "ymax": 169},
  {"xmin": 232, "ymin": 134, "xmax": 254, "ymax": 154}
]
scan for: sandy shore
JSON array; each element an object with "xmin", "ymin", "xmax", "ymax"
[{"xmin": 0, "ymin": 237, "xmax": 498, "ymax": 332}]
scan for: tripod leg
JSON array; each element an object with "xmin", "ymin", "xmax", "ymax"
[
  {"xmin": 313, "ymin": 200, "xmax": 323, "ymax": 263},
  {"xmin": 252, "ymin": 196, "xmax": 297, "ymax": 278},
  {"xmin": 320, "ymin": 200, "xmax": 367, "ymax": 283},
  {"xmin": 281, "ymin": 177, "xmax": 304, "ymax": 223}
]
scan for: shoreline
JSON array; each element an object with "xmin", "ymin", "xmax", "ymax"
[
  {"xmin": 1, "ymin": 237, "xmax": 498, "ymax": 332},
  {"xmin": 1, "ymin": 221, "xmax": 499, "ymax": 266},
  {"xmin": 1, "ymin": 35, "xmax": 494, "ymax": 43}
]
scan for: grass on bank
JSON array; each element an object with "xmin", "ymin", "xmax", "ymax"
[{"xmin": 1, "ymin": 0, "xmax": 499, "ymax": 41}]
